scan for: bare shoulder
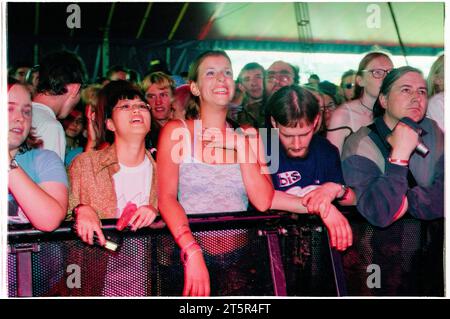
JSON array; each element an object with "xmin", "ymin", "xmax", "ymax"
[
  {"xmin": 329, "ymin": 102, "xmax": 353, "ymax": 126},
  {"xmin": 160, "ymin": 119, "xmax": 191, "ymax": 138}
]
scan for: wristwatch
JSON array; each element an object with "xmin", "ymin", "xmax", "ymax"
[
  {"xmin": 8, "ymin": 158, "xmax": 19, "ymax": 172},
  {"xmin": 336, "ymin": 184, "xmax": 350, "ymax": 201}
]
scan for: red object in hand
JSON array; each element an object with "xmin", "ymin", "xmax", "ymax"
[{"xmin": 116, "ymin": 202, "xmax": 138, "ymax": 231}]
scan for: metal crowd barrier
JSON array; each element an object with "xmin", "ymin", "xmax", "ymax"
[{"xmin": 7, "ymin": 210, "xmax": 444, "ymax": 297}]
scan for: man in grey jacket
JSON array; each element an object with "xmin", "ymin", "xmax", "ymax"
[{"xmin": 341, "ymin": 66, "xmax": 444, "ymax": 228}]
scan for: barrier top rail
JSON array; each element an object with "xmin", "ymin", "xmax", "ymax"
[
  {"xmin": 8, "ymin": 210, "xmax": 321, "ymax": 242},
  {"xmin": 7, "ymin": 208, "xmax": 425, "ymax": 242}
]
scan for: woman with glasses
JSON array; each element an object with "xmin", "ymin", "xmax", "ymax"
[
  {"xmin": 69, "ymin": 80, "xmax": 158, "ymax": 247},
  {"xmin": 66, "ymin": 81, "xmax": 158, "ymax": 296},
  {"xmin": 157, "ymin": 50, "xmax": 274, "ymax": 296},
  {"xmin": 327, "ymin": 52, "xmax": 394, "ymax": 154}
]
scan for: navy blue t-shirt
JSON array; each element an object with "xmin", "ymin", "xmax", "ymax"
[{"xmin": 270, "ymin": 134, "xmax": 344, "ymax": 195}]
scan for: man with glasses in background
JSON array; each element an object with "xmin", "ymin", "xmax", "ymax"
[
  {"xmin": 265, "ymin": 60, "xmax": 299, "ymax": 99},
  {"xmin": 263, "ymin": 60, "xmax": 300, "ymax": 129}
]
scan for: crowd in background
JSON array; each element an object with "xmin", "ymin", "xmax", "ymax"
[{"xmin": 7, "ymin": 49, "xmax": 444, "ymax": 296}]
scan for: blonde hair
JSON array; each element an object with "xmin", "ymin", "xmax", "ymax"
[
  {"xmin": 427, "ymin": 54, "xmax": 444, "ymax": 97},
  {"xmin": 81, "ymin": 84, "xmax": 102, "ymax": 107},
  {"xmin": 140, "ymin": 71, "xmax": 175, "ymax": 93}
]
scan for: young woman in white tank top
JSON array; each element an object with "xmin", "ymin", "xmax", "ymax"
[{"xmin": 157, "ymin": 51, "xmax": 274, "ymax": 296}]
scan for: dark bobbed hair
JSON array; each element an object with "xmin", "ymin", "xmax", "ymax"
[
  {"xmin": 100, "ymin": 80, "xmax": 147, "ymax": 120},
  {"xmin": 36, "ymin": 50, "xmax": 87, "ymax": 95},
  {"xmin": 186, "ymin": 50, "xmax": 232, "ymax": 119},
  {"xmin": 7, "ymin": 78, "xmax": 43, "ymax": 152},
  {"xmin": 373, "ymin": 66, "xmax": 424, "ymax": 118},
  {"xmin": 354, "ymin": 51, "xmax": 392, "ymax": 100},
  {"xmin": 95, "ymin": 80, "xmax": 147, "ymax": 144},
  {"xmin": 267, "ymin": 85, "xmax": 319, "ymax": 128}
]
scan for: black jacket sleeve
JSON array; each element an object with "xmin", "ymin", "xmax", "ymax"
[
  {"xmin": 407, "ymin": 155, "xmax": 444, "ymax": 220},
  {"xmin": 342, "ymin": 155, "xmax": 409, "ymax": 228}
]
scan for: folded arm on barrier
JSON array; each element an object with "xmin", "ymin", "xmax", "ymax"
[{"xmin": 343, "ymin": 155, "xmax": 410, "ymax": 228}]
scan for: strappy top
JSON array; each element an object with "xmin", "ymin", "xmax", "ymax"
[{"xmin": 177, "ymin": 120, "xmax": 249, "ymax": 215}]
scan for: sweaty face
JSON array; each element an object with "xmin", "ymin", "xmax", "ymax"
[
  {"xmin": 240, "ymin": 68, "xmax": 264, "ymax": 100},
  {"xmin": 8, "ymin": 84, "xmax": 32, "ymax": 152},
  {"xmin": 265, "ymin": 62, "xmax": 295, "ymax": 98},
  {"xmin": 273, "ymin": 118, "xmax": 317, "ymax": 159},
  {"xmin": 146, "ymin": 84, "xmax": 173, "ymax": 121},
  {"xmin": 380, "ymin": 71, "xmax": 428, "ymax": 129}
]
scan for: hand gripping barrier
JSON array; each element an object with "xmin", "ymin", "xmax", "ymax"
[{"xmin": 7, "ymin": 210, "xmax": 443, "ymax": 297}]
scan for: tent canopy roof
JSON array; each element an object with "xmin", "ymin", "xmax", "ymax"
[{"xmin": 8, "ymin": 2, "xmax": 444, "ymax": 52}]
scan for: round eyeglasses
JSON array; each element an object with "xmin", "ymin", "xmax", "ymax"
[
  {"xmin": 114, "ymin": 103, "xmax": 151, "ymax": 112},
  {"xmin": 363, "ymin": 69, "xmax": 391, "ymax": 79}
]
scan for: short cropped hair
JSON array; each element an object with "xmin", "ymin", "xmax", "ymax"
[
  {"xmin": 36, "ymin": 51, "xmax": 87, "ymax": 95},
  {"xmin": 237, "ymin": 62, "xmax": 265, "ymax": 83}
]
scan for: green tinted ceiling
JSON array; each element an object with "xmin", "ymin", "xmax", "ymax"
[{"xmin": 208, "ymin": 2, "xmax": 444, "ymax": 47}]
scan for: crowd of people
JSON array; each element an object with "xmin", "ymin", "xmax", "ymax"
[{"xmin": 7, "ymin": 49, "xmax": 444, "ymax": 296}]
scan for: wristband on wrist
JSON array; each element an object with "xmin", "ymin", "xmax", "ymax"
[
  {"xmin": 174, "ymin": 224, "xmax": 191, "ymax": 243},
  {"xmin": 388, "ymin": 157, "xmax": 409, "ymax": 166},
  {"xmin": 175, "ymin": 229, "xmax": 190, "ymax": 243},
  {"xmin": 180, "ymin": 241, "xmax": 201, "ymax": 265},
  {"xmin": 183, "ymin": 249, "xmax": 202, "ymax": 266}
]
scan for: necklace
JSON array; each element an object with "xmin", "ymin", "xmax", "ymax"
[{"xmin": 359, "ymin": 99, "xmax": 373, "ymax": 112}]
